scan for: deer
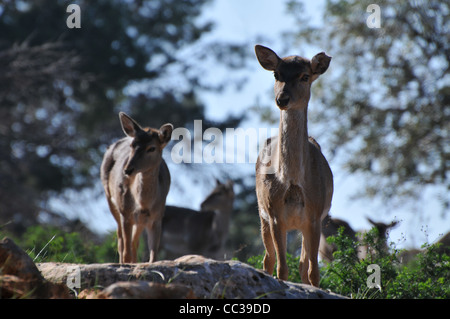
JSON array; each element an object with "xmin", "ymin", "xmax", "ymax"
[
  {"xmin": 160, "ymin": 180, "xmax": 234, "ymax": 260},
  {"xmin": 100, "ymin": 112, "xmax": 173, "ymax": 263},
  {"xmin": 254, "ymin": 45, "xmax": 334, "ymax": 287},
  {"xmin": 320, "ymin": 216, "xmax": 398, "ymax": 262},
  {"xmin": 356, "ymin": 218, "xmax": 398, "ymax": 260}
]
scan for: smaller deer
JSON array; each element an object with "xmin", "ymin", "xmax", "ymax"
[
  {"xmin": 357, "ymin": 218, "xmax": 398, "ymax": 260},
  {"xmin": 160, "ymin": 180, "xmax": 234, "ymax": 260},
  {"xmin": 320, "ymin": 216, "xmax": 398, "ymax": 262},
  {"xmin": 101, "ymin": 112, "xmax": 173, "ymax": 263}
]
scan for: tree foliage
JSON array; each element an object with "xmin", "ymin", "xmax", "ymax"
[{"xmin": 284, "ymin": 0, "xmax": 449, "ymax": 209}]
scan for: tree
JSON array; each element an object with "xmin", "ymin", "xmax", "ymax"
[
  {"xmin": 0, "ymin": 0, "xmax": 248, "ymax": 234},
  {"xmin": 282, "ymin": 0, "xmax": 449, "ymax": 210}
]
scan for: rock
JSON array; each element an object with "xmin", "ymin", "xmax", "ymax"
[
  {"xmin": 0, "ymin": 237, "xmax": 345, "ymax": 299},
  {"xmin": 93, "ymin": 281, "xmax": 196, "ymax": 299},
  {"xmin": 0, "ymin": 237, "xmax": 43, "ymax": 281},
  {"xmin": 37, "ymin": 255, "xmax": 345, "ymax": 299},
  {"xmin": 0, "ymin": 237, "xmax": 70, "ymax": 299}
]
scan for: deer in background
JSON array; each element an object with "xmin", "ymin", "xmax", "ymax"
[
  {"xmin": 160, "ymin": 180, "xmax": 234, "ymax": 260},
  {"xmin": 357, "ymin": 218, "xmax": 398, "ymax": 260},
  {"xmin": 436, "ymin": 232, "xmax": 450, "ymax": 255},
  {"xmin": 399, "ymin": 231, "xmax": 450, "ymax": 264},
  {"xmin": 319, "ymin": 215, "xmax": 398, "ymax": 262},
  {"xmin": 254, "ymin": 45, "xmax": 334, "ymax": 286},
  {"xmin": 320, "ymin": 215, "xmax": 357, "ymax": 263},
  {"xmin": 101, "ymin": 112, "xmax": 173, "ymax": 263}
]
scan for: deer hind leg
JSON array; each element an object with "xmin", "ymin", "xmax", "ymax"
[
  {"xmin": 299, "ymin": 234, "xmax": 308, "ymax": 283},
  {"xmin": 106, "ymin": 198, "xmax": 124, "ymax": 263},
  {"xmin": 300, "ymin": 221, "xmax": 321, "ymax": 287},
  {"xmin": 146, "ymin": 219, "xmax": 162, "ymax": 263},
  {"xmin": 260, "ymin": 213, "xmax": 275, "ymax": 276}
]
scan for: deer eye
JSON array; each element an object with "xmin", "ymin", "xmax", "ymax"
[
  {"xmin": 147, "ymin": 146, "xmax": 156, "ymax": 153},
  {"xmin": 300, "ymin": 74, "xmax": 310, "ymax": 82}
]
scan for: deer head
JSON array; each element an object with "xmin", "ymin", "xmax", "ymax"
[
  {"xmin": 367, "ymin": 217, "xmax": 399, "ymax": 240},
  {"xmin": 119, "ymin": 112, "xmax": 173, "ymax": 176},
  {"xmin": 200, "ymin": 179, "xmax": 234, "ymax": 212},
  {"xmin": 254, "ymin": 45, "xmax": 331, "ymax": 110}
]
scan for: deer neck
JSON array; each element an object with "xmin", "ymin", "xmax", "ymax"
[{"xmin": 278, "ymin": 107, "xmax": 310, "ymax": 185}]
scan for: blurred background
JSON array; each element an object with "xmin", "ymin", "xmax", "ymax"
[{"xmin": 0, "ymin": 0, "xmax": 448, "ymax": 262}]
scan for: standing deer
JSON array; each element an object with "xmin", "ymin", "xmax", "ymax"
[
  {"xmin": 160, "ymin": 180, "xmax": 234, "ymax": 260},
  {"xmin": 254, "ymin": 45, "xmax": 333, "ymax": 286},
  {"xmin": 101, "ymin": 112, "xmax": 173, "ymax": 263}
]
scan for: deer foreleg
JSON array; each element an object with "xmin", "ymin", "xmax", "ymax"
[{"xmin": 270, "ymin": 217, "xmax": 288, "ymax": 280}]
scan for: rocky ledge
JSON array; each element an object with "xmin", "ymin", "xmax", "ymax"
[{"xmin": 1, "ymin": 237, "xmax": 345, "ymax": 299}]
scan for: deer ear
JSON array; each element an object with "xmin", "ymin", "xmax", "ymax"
[
  {"xmin": 158, "ymin": 123, "xmax": 173, "ymax": 148},
  {"xmin": 311, "ymin": 52, "xmax": 331, "ymax": 81},
  {"xmin": 119, "ymin": 112, "xmax": 143, "ymax": 138},
  {"xmin": 388, "ymin": 220, "xmax": 399, "ymax": 228},
  {"xmin": 367, "ymin": 217, "xmax": 376, "ymax": 226},
  {"xmin": 226, "ymin": 180, "xmax": 234, "ymax": 192},
  {"xmin": 255, "ymin": 45, "xmax": 281, "ymax": 71}
]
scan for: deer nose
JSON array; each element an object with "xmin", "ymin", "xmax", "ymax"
[{"xmin": 276, "ymin": 95, "xmax": 290, "ymax": 109}]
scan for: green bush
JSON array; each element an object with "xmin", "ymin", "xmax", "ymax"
[
  {"xmin": 247, "ymin": 227, "xmax": 450, "ymax": 299},
  {"xmin": 320, "ymin": 227, "xmax": 399, "ymax": 298},
  {"xmin": 3, "ymin": 225, "xmax": 118, "ymax": 263},
  {"xmin": 246, "ymin": 252, "xmax": 302, "ymax": 283},
  {"xmin": 386, "ymin": 243, "xmax": 450, "ymax": 299}
]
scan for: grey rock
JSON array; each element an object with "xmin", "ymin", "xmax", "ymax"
[{"xmin": 37, "ymin": 254, "xmax": 345, "ymax": 299}]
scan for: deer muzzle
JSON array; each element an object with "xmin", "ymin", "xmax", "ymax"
[{"xmin": 276, "ymin": 92, "xmax": 290, "ymax": 109}]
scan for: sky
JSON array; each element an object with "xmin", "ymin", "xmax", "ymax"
[{"xmin": 56, "ymin": 0, "xmax": 449, "ymax": 251}]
